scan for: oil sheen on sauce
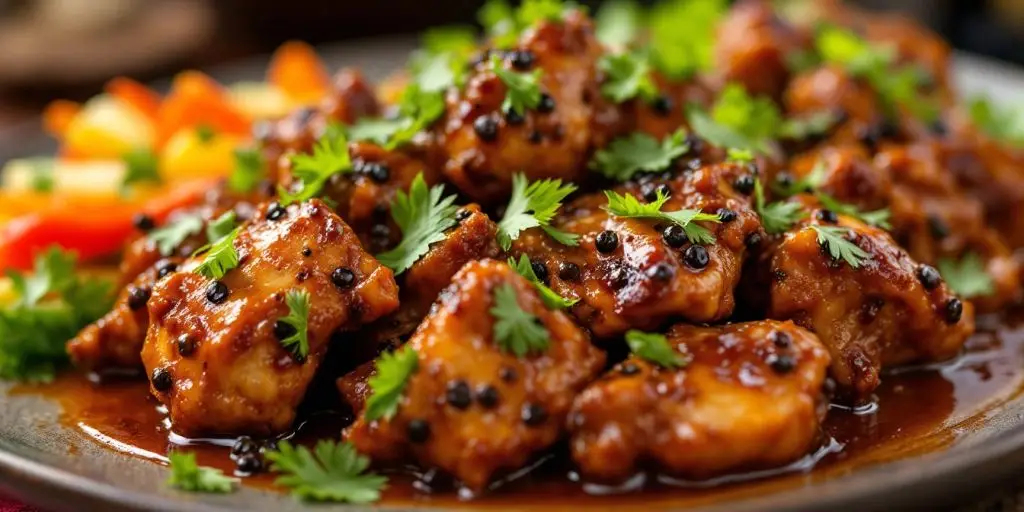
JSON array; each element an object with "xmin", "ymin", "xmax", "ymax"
[{"xmin": 15, "ymin": 312, "xmax": 1024, "ymax": 508}]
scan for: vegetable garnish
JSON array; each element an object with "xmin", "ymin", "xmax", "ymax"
[
  {"xmin": 148, "ymin": 214, "xmax": 204, "ymax": 256},
  {"xmin": 590, "ymin": 129, "xmax": 689, "ymax": 181},
  {"xmin": 625, "ymin": 329, "xmax": 688, "ymax": 369},
  {"xmin": 1, "ymin": 248, "xmax": 113, "ymax": 382},
  {"xmin": 205, "ymin": 211, "xmax": 238, "ymax": 243},
  {"xmin": 497, "ymin": 174, "xmax": 579, "ymax": 251},
  {"xmin": 365, "ymin": 346, "xmax": 419, "ymax": 422},
  {"xmin": 508, "ymin": 255, "xmax": 578, "ymax": 310},
  {"xmin": 121, "ymin": 147, "xmax": 162, "ymax": 191},
  {"xmin": 648, "ymin": 0, "xmax": 726, "ymax": 79},
  {"xmin": 753, "ymin": 180, "xmax": 806, "ymax": 235},
  {"xmin": 489, "ymin": 55, "xmax": 544, "ymax": 116},
  {"xmin": 773, "ymin": 160, "xmax": 827, "ymax": 197},
  {"xmin": 969, "ymin": 96, "xmax": 1024, "ymax": 147},
  {"xmin": 491, "ymin": 282, "xmax": 550, "ymax": 357},
  {"xmin": 265, "ymin": 440, "xmax": 387, "ymax": 504},
  {"xmin": 167, "ymin": 451, "xmax": 237, "ymax": 494},
  {"xmin": 279, "ymin": 124, "xmax": 352, "ymax": 205},
  {"xmin": 938, "ymin": 253, "xmax": 995, "ymax": 299},
  {"xmin": 779, "ymin": 111, "xmax": 841, "ymax": 140},
  {"xmin": 598, "ymin": 50, "xmax": 659, "ymax": 104},
  {"xmin": 348, "ymin": 85, "xmax": 446, "ymax": 150},
  {"xmin": 277, "ymin": 289, "xmax": 311, "ymax": 360},
  {"xmin": 815, "ymin": 193, "xmax": 892, "ymax": 230},
  {"xmin": 603, "ymin": 189, "xmax": 721, "ymax": 244},
  {"xmin": 811, "ymin": 225, "xmax": 870, "ymax": 269},
  {"xmin": 194, "ymin": 226, "xmax": 241, "ymax": 280},
  {"xmin": 227, "ymin": 147, "xmax": 266, "ymax": 193},
  {"xmin": 376, "ymin": 173, "xmax": 459, "ymax": 275},
  {"xmin": 595, "ymin": 0, "xmax": 643, "ymax": 49},
  {"xmin": 479, "ymin": 0, "xmax": 571, "ymax": 49}
]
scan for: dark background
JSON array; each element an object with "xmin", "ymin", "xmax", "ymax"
[{"xmin": 0, "ymin": 0, "xmax": 1021, "ymax": 124}]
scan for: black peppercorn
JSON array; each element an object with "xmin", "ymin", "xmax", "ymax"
[
  {"xmin": 476, "ymin": 385, "xmax": 500, "ymax": 409},
  {"xmin": 205, "ymin": 281, "xmax": 229, "ymax": 304},
  {"xmin": 126, "ymin": 285, "xmax": 151, "ymax": 311},
  {"xmin": 557, "ymin": 262, "xmax": 580, "ymax": 281},
  {"xmin": 231, "ymin": 436, "xmax": 259, "ymax": 459},
  {"xmin": 156, "ymin": 260, "xmax": 178, "ymax": 279},
  {"xmin": 662, "ymin": 225, "xmax": 687, "ymax": 248},
  {"xmin": 768, "ymin": 354, "xmax": 796, "ymax": 374},
  {"xmin": 522, "ymin": 403, "xmax": 548, "ymax": 426},
  {"xmin": 407, "ymin": 419, "xmax": 431, "ymax": 443},
  {"xmin": 528, "ymin": 130, "xmax": 544, "ymax": 144},
  {"xmin": 266, "ymin": 203, "xmax": 287, "ymax": 221},
  {"xmin": 650, "ymin": 95, "xmax": 673, "ymax": 116},
  {"xmin": 455, "ymin": 208, "xmax": 472, "ymax": 222},
  {"xmin": 152, "ymin": 368, "xmax": 173, "ymax": 392},
  {"xmin": 647, "ymin": 263, "xmax": 674, "ymax": 281},
  {"xmin": 499, "ymin": 367, "xmax": 518, "ymax": 383},
  {"xmin": 332, "ymin": 267, "xmax": 356, "ymax": 289},
  {"xmin": 537, "ymin": 93, "xmax": 556, "ymax": 113},
  {"xmin": 608, "ymin": 267, "xmax": 629, "ymax": 289},
  {"xmin": 364, "ymin": 162, "xmax": 390, "ymax": 183},
  {"xmin": 446, "ymin": 380, "xmax": 472, "ymax": 410},
  {"xmin": 177, "ymin": 335, "xmax": 197, "ymax": 357},
  {"xmin": 930, "ymin": 119, "xmax": 947, "ymax": 137},
  {"xmin": 302, "ymin": 247, "xmax": 312, "ymax": 257},
  {"xmin": 595, "ymin": 231, "xmax": 619, "ymax": 253},
  {"xmin": 274, "ymin": 320, "xmax": 297, "ymax": 340},
  {"xmin": 945, "ymin": 298, "xmax": 963, "ymax": 324},
  {"xmin": 716, "ymin": 208, "xmax": 737, "ymax": 223},
  {"xmin": 132, "ymin": 213, "xmax": 155, "ymax": 232},
  {"xmin": 732, "ymin": 175, "xmax": 756, "ymax": 195},
  {"xmin": 530, "ymin": 261, "xmax": 549, "ymax": 283},
  {"xmin": 370, "ymin": 224, "xmax": 391, "ymax": 241},
  {"xmin": 509, "ymin": 50, "xmax": 535, "ymax": 70},
  {"xmin": 620, "ymin": 362, "xmax": 640, "ymax": 376},
  {"xmin": 236, "ymin": 453, "xmax": 263, "ymax": 474},
  {"xmin": 917, "ymin": 264, "xmax": 942, "ymax": 290},
  {"xmin": 769, "ymin": 331, "xmax": 792, "ymax": 348},
  {"xmin": 816, "ymin": 209, "xmax": 839, "ymax": 224},
  {"xmin": 683, "ymin": 245, "xmax": 710, "ymax": 269},
  {"xmin": 927, "ymin": 215, "xmax": 949, "ymax": 239},
  {"xmin": 473, "ymin": 115, "xmax": 500, "ymax": 142},
  {"xmin": 505, "ymin": 109, "xmax": 525, "ymax": 125},
  {"xmin": 745, "ymin": 232, "xmax": 763, "ymax": 248}
]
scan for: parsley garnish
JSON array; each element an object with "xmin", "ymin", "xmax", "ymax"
[
  {"xmin": 194, "ymin": 226, "xmax": 241, "ymax": 280},
  {"xmin": 595, "ymin": 0, "xmax": 643, "ymax": 49},
  {"xmin": 969, "ymin": 96, "xmax": 1024, "ymax": 147},
  {"xmin": 686, "ymin": 106, "xmax": 762, "ymax": 154},
  {"xmin": 590, "ymin": 129, "xmax": 689, "ymax": 181},
  {"xmin": 779, "ymin": 111, "xmax": 840, "ymax": 140},
  {"xmin": 490, "ymin": 283, "xmax": 550, "ymax": 357},
  {"xmin": 228, "ymin": 147, "xmax": 265, "ymax": 193},
  {"xmin": 365, "ymin": 346, "xmax": 418, "ymax": 422},
  {"xmin": 811, "ymin": 225, "xmax": 870, "ymax": 269},
  {"xmin": 205, "ymin": 211, "xmax": 237, "ymax": 243},
  {"xmin": 598, "ymin": 50, "xmax": 658, "ymax": 104},
  {"xmin": 265, "ymin": 440, "xmax": 387, "ymax": 504},
  {"xmin": 753, "ymin": 179, "xmax": 806, "ymax": 235},
  {"xmin": 166, "ymin": 451, "xmax": 237, "ymax": 493},
  {"xmin": 489, "ymin": 54, "xmax": 543, "ymax": 116},
  {"xmin": 625, "ymin": 329, "xmax": 687, "ymax": 369},
  {"xmin": 348, "ymin": 85, "xmax": 446, "ymax": 150},
  {"xmin": 376, "ymin": 173, "xmax": 459, "ymax": 275},
  {"xmin": 121, "ymin": 147, "xmax": 161, "ymax": 191},
  {"xmin": 508, "ymin": 255, "xmax": 578, "ymax": 310},
  {"xmin": 496, "ymin": 174, "xmax": 578, "ymax": 251},
  {"xmin": 280, "ymin": 124, "xmax": 352, "ymax": 204},
  {"xmin": 277, "ymin": 289, "xmax": 311, "ymax": 359},
  {"xmin": 603, "ymin": 189, "xmax": 721, "ymax": 244},
  {"xmin": 695, "ymin": 83, "xmax": 781, "ymax": 153},
  {"xmin": 648, "ymin": 0, "xmax": 726, "ymax": 79},
  {"xmin": 1, "ymin": 248, "xmax": 113, "ymax": 382},
  {"xmin": 938, "ymin": 253, "xmax": 995, "ymax": 299},
  {"xmin": 148, "ymin": 214, "xmax": 204, "ymax": 256},
  {"xmin": 815, "ymin": 193, "xmax": 892, "ymax": 230}
]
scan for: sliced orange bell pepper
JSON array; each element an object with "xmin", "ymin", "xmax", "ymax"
[
  {"xmin": 267, "ymin": 41, "xmax": 330, "ymax": 105},
  {"xmin": 105, "ymin": 77, "xmax": 162, "ymax": 122},
  {"xmin": 42, "ymin": 100, "xmax": 81, "ymax": 138},
  {"xmin": 156, "ymin": 71, "xmax": 252, "ymax": 146}
]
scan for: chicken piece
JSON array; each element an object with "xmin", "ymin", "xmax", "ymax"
[
  {"xmin": 762, "ymin": 200, "xmax": 974, "ymax": 400},
  {"xmin": 512, "ymin": 161, "xmax": 763, "ymax": 338},
  {"xmin": 141, "ymin": 200, "xmax": 399, "ymax": 437},
  {"xmin": 569, "ymin": 320, "xmax": 830, "ymax": 482},
  {"xmin": 714, "ymin": 0, "xmax": 810, "ymax": 99},
  {"xmin": 783, "ymin": 66, "xmax": 891, "ymax": 148},
  {"xmin": 442, "ymin": 9, "xmax": 608, "ymax": 202},
  {"xmin": 346, "ymin": 260, "xmax": 605, "ymax": 492}
]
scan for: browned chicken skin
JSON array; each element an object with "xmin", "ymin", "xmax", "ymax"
[
  {"xmin": 142, "ymin": 200, "xmax": 399, "ymax": 437},
  {"xmin": 715, "ymin": 1, "xmax": 810, "ymax": 100},
  {"xmin": 346, "ymin": 260, "xmax": 605, "ymax": 492},
  {"xmin": 569, "ymin": 320, "xmax": 830, "ymax": 482}
]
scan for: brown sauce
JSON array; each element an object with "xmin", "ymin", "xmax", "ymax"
[{"xmin": 13, "ymin": 312, "xmax": 1024, "ymax": 508}]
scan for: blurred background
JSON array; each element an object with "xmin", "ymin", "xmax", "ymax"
[{"xmin": 0, "ymin": 0, "xmax": 1021, "ymax": 125}]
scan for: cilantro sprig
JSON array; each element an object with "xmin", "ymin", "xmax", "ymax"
[
  {"xmin": 121, "ymin": 147, "xmax": 161, "ymax": 192},
  {"xmin": 228, "ymin": 147, "xmax": 266, "ymax": 193},
  {"xmin": 625, "ymin": 330, "xmax": 687, "ymax": 369},
  {"xmin": 280, "ymin": 125, "xmax": 352, "ymax": 204},
  {"xmin": 508, "ymin": 255, "xmax": 578, "ymax": 310},
  {"xmin": 811, "ymin": 225, "xmax": 870, "ymax": 269},
  {"xmin": 166, "ymin": 451, "xmax": 237, "ymax": 494},
  {"xmin": 479, "ymin": 0, "xmax": 572, "ymax": 48},
  {"xmin": 603, "ymin": 189, "xmax": 721, "ymax": 244},
  {"xmin": 599, "ymin": 50, "xmax": 658, "ymax": 104},
  {"xmin": 591, "ymin": 129, "xmax": 689, "ymax": 181},
  {"xmin": 815, "ymin": 192, "xmax": 891, "ymax": 230},
  {"xmin": 376, "ymin": 173, "xmax": 459, "ymax": 275},
  {"xmin": 648, "ymin": 0, "xmax": 726, "ymax": 79},
  {"xmin": 348, "ymin": 85, "xmax": 446, "ymax": 151},
  {"xmin": 194, "ymin": 226, "xmax": 241, "ymax": 280},
  {"xmin": 365, "ymin": 346, "xmax": 418, "ymax": 422},
  {"xmin": 148, "ymin": 214, "xmax": 203, "ymax": 256},
  {"xmin": 595, "ymin": 0, "xmax": 643, "ymax": 49},
  {"xmin": 490, "ymin": 55, "xmax": 544, "ymax": 116},
  {"xmin": 277, "ymin": 289, "xmax": 311, "ymax": 360},
  {"xmin": 491, "ymin": 282, "xmax": 550, "ymax": 357},
  {"xmin": 497, "ymin": 173, "xmax": 578, "ymax": 251},
  {"xmin": 969, "ymin": 96, "xmax": 1024, "ymax": 147},
  {"xmin": 938, "ymin": 253, "xmax": 995, "ymax": 299},
  {"xmin": 753, "ymin": 179, "xmax": 806, "ymax": 235},
  {"xmin": 266, "ymin": 440, "xmax": 387, "ymax": 504}
]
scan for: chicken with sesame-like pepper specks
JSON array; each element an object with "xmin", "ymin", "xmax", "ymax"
[
  {"xmin": 569, "ymin": 320, "xmax": 830, "ymax": 483},
  {"xmin": 511, "ymin": 160, "xmax": 763, "ymax": 338},
  {"xmin": 141, "ymin": 200, "xmax": 399, "ymax": 437},
  {"xmin": 345, "ymin": 259, "xmax": 605, "ymax": 492}
]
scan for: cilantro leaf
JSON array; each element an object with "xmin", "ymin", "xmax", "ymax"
[
  {"xmin": 349, "ymin": 86, "xmax": 446, "ymax": 150},
  {"xmin": 603, "ymin": 189, "xmax": 721, "ymax": 244},
  {"xmin": 167, "ymin": 451, "xmax": 237, "ymax": 493},
  {"xmin": 205, "ymin": 211, "xmax": 237, "ymax": 243},
  {"xmin": 815, "ymin": 192, "xmax": 892, "ymax": 230},
  {"xmin": 148, "ymin": 214, "xmax": 204, "ymax": 257},
  {"xmin": 599, "ymin": 50, "xmax": 658, "ymax": 103},
  {"xmin": 490, "ymin": 283, "xmax": 549, "ymax": 357},
  {"xmin": 347, "ymin": 118, "xmax": 406, "ymax": 146},
  {"xmin": 8, "ymin": 248, "xmax": 76, "ymax": 307},
  {"xmin": 969, "ymin": 96, "xmax": 1024, "ymax": 147},
  {"xmin": 753, "ymin": 179, "xmax": 806, "ymax": 235},
  {"xmin": 625, "ymin": 330, "xmax": 687, "ymax": 369},
  {"xmin": 421, "ymin": 25, "xmax": 477, "ymax": 56},
  {"xmin": 121, "ymin": 147, "xmax": 161, "ymax": 191},
  {"xmin": 692, "ymin": 83, "xmax": 781, "ymax": 153},
  {"xmin": 590, "ymin": 129, "xmax": 689, "ymax": 181},
  {"xmin": 490, "ymin": 55, "xmax": 543, "ymax": 116},
  {"xmin": 648, "ymin": 0, "xmax": 726, "ymax": 79},
  {"xmin": 478, "ymin": 0, "xmax": 518, "ymax": 48},
  {"xmin": 266, "ymin": 440, "xmax": 386, "ymax": 504},
  {"xmin": 595, "ymin": 0, "xmax": 643, "ymax": 49},
  {"xmin": 277, "ymin": 289, "xmax": 311, "ymax": 359},
  {"xmin": 280, "ymin": 125, "xmax": 352, "ymax": 204},
  {"xmin": 508, "ymin": 255, "xmax": 578, "ymax": 310},
  {"xmin": 811, "ymin": 225, "xmax": 870, "ymax": 269},
  {"xmin": 376, "ymin": 173, "xmax": 459, "ymax": 275},
  {"xmin": 938, "ymin": 253, "xmax": 995, "ymax": 299},
  {"xmin": 779, "ymin": 111, "xmax": 840, "ymax": 140},
  {"xmin": 687, "ymin": 106, "xmax": 762, "ymax": 153},
  {"xmin": 726, "ymin": 147, "xmax": 755, "ymax": 163},
  {"xmin": 774, "ymin": 160, "xmax": 828, "ymax": 197},
  {"xmin": 365, "ymin": 347, "xmax": 418, "ymax": 422},
  {"xmin": 228, "ymin": 147, "xmax": 266, "ymax": 193},
  {"xmin": 194, "ymin": 227, "xmax": 241, "ymax": 280},
  {"xmin": 497, "ymin": 174, "xmax": 578, "ymax": 250}
]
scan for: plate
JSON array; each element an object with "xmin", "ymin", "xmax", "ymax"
[{"xmin": 1, "ymin": 38, "xmax": 1024, "ymax": 512}]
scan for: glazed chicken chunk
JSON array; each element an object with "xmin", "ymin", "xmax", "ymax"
[
  {"xmin": 762, "ymin": 201, "xmax": 974, "ymax": 399},
  {"xmin": 345, "ymin": 260, "xmax": 605, "ymax": 492},
  {"xmin": 569, "ymin": 321, "xmax": 830, "ymax": 482},
  {"xmin": 141, "ymin": 200, "xmax": 399, "ymax": 437},
  {"xmin": 512, "ymin": 161, "xmax": 763, "ymax": 338}
]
